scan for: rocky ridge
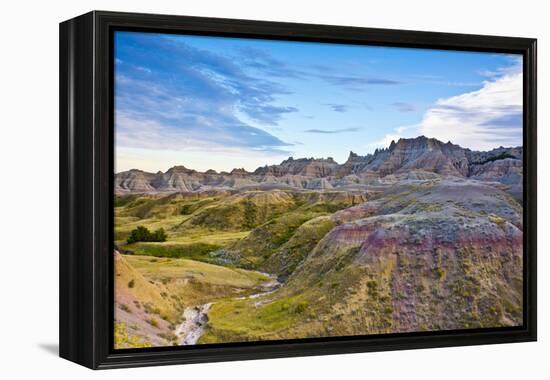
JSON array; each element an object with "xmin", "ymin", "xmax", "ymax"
[{"xmin": 116, "ymin": 136, "xmax": 523, "ymax": 197}]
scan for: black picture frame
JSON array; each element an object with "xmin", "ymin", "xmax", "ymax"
[{"xmin": 59, "ymin": 10, "xmax": 537, "ymax": 370}]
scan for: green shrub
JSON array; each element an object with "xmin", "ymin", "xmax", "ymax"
[
  {"xmin": 366, "ymin": 280, "xmax": 378, "ymax": 291},
  {"xmin": 131, "ymin": 242, "xmax": 221, "ymax": 260},
  {"xmin": 119, "ymin": 303, "xmax": 131, "ymax": 313},
  {"xmin": 151, "ymin": 228, "xmax": 167, "ymax": 242},
  {"xmin": 126, "ymin": 226, "xmax": 167, "ymax": 244},
  {"xmin": 127, "ymin": 279, "xmax": 135, "ymax": 288},
  {"xmin": 488, "ymin": 214, "xmax": 506, "ymax": 226},
  {"xmin": 243, "ymin": 200, "xmax": 257, "ymax": 229},
  {"xmin": 146, "ymin": 318, "xmax": 159, "ymax": 328},
  {"xmin": 180, "ymin": 204, "xmax": 193, "ymax": 215},
  {"xmin": 127, "ymin": 226, "xmax": 150, "ymax": 244},
  {"xmin": 158, "ymin": 332, "xmax": 178, "ymax": 343},
  {"xmin": 293, "ymin": 301, "xmax": 309, "ymax": 314}
]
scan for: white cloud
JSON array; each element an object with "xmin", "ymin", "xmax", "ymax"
[
  {"xmin": 115, "ymin": 110, "xmax": 291, "ymax": 155},
  {"xmin": 114, "ymin": 112, "xmax": 292, "ymax": 172},
  {"xmin": 115, "ymin": 146, "xmax": 290, "ymax": 173},
  {"xmin": 420, "ymin": 63, "xmax": 522, "ymax": 150},
  {"xmin": 372, "ymin": 61, "xmax": 523, "ymax": 151},
  {"xmin": 369, "ymin": 124, "xmax": 420, "ymax": 149}
]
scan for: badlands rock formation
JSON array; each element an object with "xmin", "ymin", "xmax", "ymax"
[{"xmin": 115, "ymin": 136, "xmax": 523, "ymax": 200}]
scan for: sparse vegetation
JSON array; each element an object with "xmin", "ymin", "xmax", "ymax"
[
  {"xmin": 126, "ymin": 242, "xmax": 221, "ymax": 261},
  {"xmin": 146, "ymin": 317, "xmax": 159, "ymax": 328},
  {"xmin": 119, "ymin": 303, "xmax": 131, "ymax": 313},
  {"xmin": 488, "ymin": 214, "xmax": 506, "ymax": 226},
  {"xmin": 114, "ymin": 322, "xmax": 152, "ymax": 348}
]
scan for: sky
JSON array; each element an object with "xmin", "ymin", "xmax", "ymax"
[{"xmin": 114, "ymin": 31, "xmax": 523, "ymax": 173}]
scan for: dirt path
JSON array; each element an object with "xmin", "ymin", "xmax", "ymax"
[{"xmin": 175, "ymin": 274, "xmax": 281, "ymax": 345}]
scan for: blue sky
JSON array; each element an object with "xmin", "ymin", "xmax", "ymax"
[{"xmin": 114, "ymin": 31, "xmax": 522, "ymax": 173}]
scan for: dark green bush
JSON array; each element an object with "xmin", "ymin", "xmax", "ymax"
[
  {"xmin": 151, "ymin": 228, "xmax": 167, "ymax": 242},
  {"xmin": 127, "ymin": 226, "xmax": 167, "ymax": 244}
]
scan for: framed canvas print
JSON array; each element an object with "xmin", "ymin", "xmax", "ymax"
[{"xmin": 59, "ymin": 11, "xmax": 537, "ymax": 369}]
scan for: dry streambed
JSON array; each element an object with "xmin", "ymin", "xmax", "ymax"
[
  {"xmin": 175, "ymin": 274, "xmax": 281, "ymax": 345},
  {"xmin": 175, "ymin": 303, "xmax": 213, "ymax": 345}
]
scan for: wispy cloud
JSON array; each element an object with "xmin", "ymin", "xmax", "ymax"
[
  {"xmin": 239, "ymin": 48, "xmax": 402, "ymax": 91},
  {"xmin": 413, "ymin": 73, "xmax": 480, "ymax": 87},
  {"xmin": 115, "ymin": 32, "xmax": 296, "ymax": 154},
  {"xmin": 322, "ymin": 75, "xmax": 401, "ymax": 89},
  {"xmin": 236, "ymin": 46, "xmax": 307, "ymax": 79},
  {"xmin": 241, "ymin": 105, "xmax": 299, "ymax": 125},
  {"xmin": 323, "ymin": 103, "xmax": 349, "ymax": 113},
  {"xmin": 116, "ymin": 111, "xmax": 292, "ymax": 154},
  {"xmin": 391, "ymin": 102, "xmax": 416, "ymax": 113},
  {"xmin": 304, "ymin": 127, "xmax": 359, "ymax": 134},
  {"xmin": 420, "ymin": 80, "xmax": 480, "ymax": 87},
  {"xmin": 478, "ymin": 56, "xmax": 522, "ymax": 79}
]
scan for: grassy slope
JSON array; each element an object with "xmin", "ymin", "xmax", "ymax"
[
  {"xmin": 115, "ymin": 181, "xmax": 523, "ymax": 346},
  {"xmin": 114, "ymin": 189, "xmax": 366, "ymax": 345},
  {"xmin": 115, "ymin": 192, "xmax": 246, "ymax": 262},
  {"xmin": 200, "ymin": 179, "xmax": 523, "ymax": 343},
  {"xmin": 114, "ymin": 251, "xmax": 178, "ymax": 348},
  {"xmin": 125, "ymin": 255, "xmax": 270, "ymax": 307},
  {"xmin": 219, "ymin": 190, "xmax": 366, "ymax": 270},
  {"xmin": 115, "ymin": 190, "xmax": 363, "ymax": 267},
  {"xmin": 115, "ymin": 252, "xmax": 270, "ymax": 348}
]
